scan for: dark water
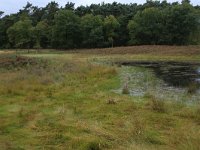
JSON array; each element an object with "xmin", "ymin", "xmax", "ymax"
[{"xmin": 121, "ymin": 61, "xmax": 200, "ymax": 91}]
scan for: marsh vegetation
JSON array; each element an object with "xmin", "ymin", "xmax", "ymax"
[{"xmin": 0, "ymin": 46, "xmax": 200, "ymax": 149}]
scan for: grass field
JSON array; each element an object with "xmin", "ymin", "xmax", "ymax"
[{"xmin": 0, "ymin": 46, "xmax": 200, "ymax": 150}]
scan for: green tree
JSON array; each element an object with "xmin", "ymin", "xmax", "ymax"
[
  {"xmin": 1, "ymin": 1, "xmax": 200, "ymax": 49},
  {"xmin": 0, "ymin": 14, "xmax": 17, "ymax": 48},
  {"xmin": 64, "ymin": 2, "xmax": 75, "ymax": 11},
  {"xmin": 42, "ymin": 2, "xmax": 59, "ymax": 25},
  {"xmin": 115, "ymin": 15, "xmax": 131, "ymax": 46},
  {"xmin": 81, "ymin": 14, "xmax": 104, "ymax": 48},
  {"xmin": 165, "ymin": 3, "xmax": 199, "ymax": 45},
  {"xmin": 188, "ymin": 9, "xmax": 200, "ymax": 44},
  {"xmin": 128, "ymin": 8, "xmax": 164, "ymax": 45},
  {"xmin": 52, "ymin": 10, "xmax": 81, "ymax": 49},
  {"xmin": 33, "ymin": 20, "xmax": 50, "ymax": 49},
  {"xmin": 0, "ymin": 11, "xmax": 4, "ymax": 18},
  {"xmin": 182, "ymin": 0, "xmax": 191, "ymax": 4},
  {"xmin": 104, "ymin": 15, "xmax": 120, "ymax": 47},
  {"xmin": 7, "ymin": 16, "xmax": 34, "ymax": 49}
]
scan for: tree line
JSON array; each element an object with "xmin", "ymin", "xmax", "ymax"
[{"xmin": 0, "ymin": 0, "xmax": 200, "ymax": 49}]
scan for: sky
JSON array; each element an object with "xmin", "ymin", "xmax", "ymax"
[{"xmin": 0, "ymin": 0, "xmax": 199, "ymax": 15}]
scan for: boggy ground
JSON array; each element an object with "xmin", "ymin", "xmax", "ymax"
[{"xmin": 0, "ymin": 46, "xmax": 200, "ymax": 150}]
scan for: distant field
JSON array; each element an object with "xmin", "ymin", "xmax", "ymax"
[
  {"xmin": 0, "ymin": 46, "xmax": 200, "ymax": 150},
  {"xmin": 1, "ymin": 45, "xmax": 200, "ymax": 55},
  {"xmin": 76, "ymin": 45, "xmax": 200, "ymax": 55},
  {"xmin": 2, "ymin": 45, "xmax": 200, "ymax": 62}
]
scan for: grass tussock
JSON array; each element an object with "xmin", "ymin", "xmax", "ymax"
[
  {"xmin": 151, "ymin": 99, "xmax": 166, "ymax": 113},
  {"xmin": 145, "ymin": 94, "xmax": 167, "ymax": 113},
  {"xmin": 122, "ymin": 83, "xmax": 130, "ymax": 94}
]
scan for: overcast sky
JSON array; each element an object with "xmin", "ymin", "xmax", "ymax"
[{"xmin": 0, "ymin": 0, "xmax": 199, "ymax": 15}]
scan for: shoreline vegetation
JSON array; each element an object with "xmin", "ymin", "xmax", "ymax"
[{"xmin": 0, "ymin": 46, "xmax": 200, "ymax": 149}]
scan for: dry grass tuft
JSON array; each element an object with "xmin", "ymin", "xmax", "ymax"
[
  {"xmin": 151, "ymin": 99, "xmax": 166, "ymax": 113},
  {"xmin": 107, "ymin": 99, "xmax": 117, "ymax": 104},
  {"xmin": 122, "ymin": 83, "xmax": 130, "ymax": 94},
  {"xmin": 145, "ymin": 94, "xmax": 167, "ymax": 113}
]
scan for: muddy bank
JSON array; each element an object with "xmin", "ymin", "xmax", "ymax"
[{"xmin": 119, "ymin": 61, "xmax": 200, "ymax": 66}]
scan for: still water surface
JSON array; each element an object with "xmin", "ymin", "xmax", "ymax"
[{"xmin": 118, "ymin": 61, "xmax": 200, "ymax": 103}]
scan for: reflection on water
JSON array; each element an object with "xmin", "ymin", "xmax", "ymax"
[
  {"xmin": 118, "ymin": 61, "xmax": 200, "ymax": 103},
  {"xmin": 122, "ymin": 61, "xmax": 200, "ymax": 89}
]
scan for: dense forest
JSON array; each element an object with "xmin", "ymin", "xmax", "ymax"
[{"xmin": 0, "ymin": 0, "xmax": 200, "ymax": 49}]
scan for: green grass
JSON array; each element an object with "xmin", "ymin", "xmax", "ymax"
[{"xmin": 0, "ymin": 50, "xmax": 200, "ymax": 149}]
